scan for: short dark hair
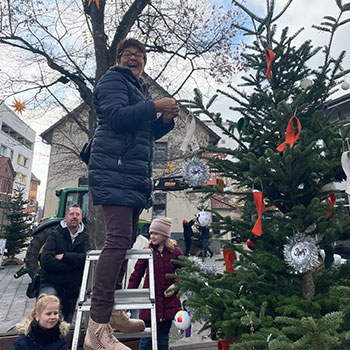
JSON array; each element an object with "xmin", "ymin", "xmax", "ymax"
[
  {"xmin": 116, "ymin": 38, "xmax": 147, "ymax": 63},
  {"xmin": 66, "ymin": 203, "xmax": 82, "ymax": 215}
]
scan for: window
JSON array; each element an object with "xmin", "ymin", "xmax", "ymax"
[
  {"xmin": 153, "ymin": 142, "xmax": 168, "ymax": 169},
  {"xmin": 0, "ymin": 144, "xmax": 7, "ymax": 156},
  {"xmin": 10, "ymin": 150, "xmax": 14, "ymax": 160},
  {"xmin": 17, "ymin": 173, "xmax": 27, "ymax": 185},
  {"xmin": 17, "ymin": 154, "xmax": 28, "ymax": 167},
  {"xmin": 152, "ymin": 192, "xmax": 166, "ymax": 218}
]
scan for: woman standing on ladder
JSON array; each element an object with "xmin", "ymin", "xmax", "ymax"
[{"xmin": 85, "ymin": 38, "xmax": 179, "ymax": 350}]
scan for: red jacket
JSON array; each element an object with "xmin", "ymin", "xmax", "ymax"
[{"xmin": 128, "ymin": 244, "xmax": 183, "ymax": 322}]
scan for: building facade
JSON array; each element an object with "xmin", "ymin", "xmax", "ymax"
[{"xmin": 0, "ymin": 103, "xmax": 35, "ymax": 200}]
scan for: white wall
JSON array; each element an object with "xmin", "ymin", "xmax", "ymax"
[{"xmin": 0, "ymin": 104, "xmax": 35, "ymax": 200}]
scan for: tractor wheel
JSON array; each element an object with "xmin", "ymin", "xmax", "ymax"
[{"xmin": 25, "ymin": 227, "xmax": 52, "ymax": 279}]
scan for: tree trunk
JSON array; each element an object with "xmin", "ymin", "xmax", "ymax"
[
  {"xmin": 87, "ymin": 192, "xmax": 106, "ymax": 249},
  {"xmin": 302, "ymin": 270, "xmax": 315, "ymax": 300}
]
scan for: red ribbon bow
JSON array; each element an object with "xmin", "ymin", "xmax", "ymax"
[
  {"xmin": 265, "ymin": 49, "xmax": 276, "ymax": 79},
  {"xmin": 276, "ymin": 116, "xmax": 302, "ymax": 152},
  {"xmin": 252, "ymin": 191, "xmax": 265, "ymax": 236},
  {"xmin": 217, "ymin": 340, "xmax": 230, "ymax": 350},
  {"xmin": 223, "ymin": 245, "xmax": 236, "ymax": 272},
  {"xmin": 325, "ymin": 192, "xmax": 336, "ymax": 217}
]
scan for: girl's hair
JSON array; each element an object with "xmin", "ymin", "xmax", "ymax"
[
  {"xmin": 148, "ymin": 217, "xmax": 177, "ymax": 252},
  {"xmin": 16, "ymin": 294, "xmax": 69, "ymax": 335}
]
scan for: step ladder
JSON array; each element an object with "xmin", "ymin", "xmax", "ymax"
[{"xmin": 71, "ymin": 249, "xmax": 157, "ymax": 350}]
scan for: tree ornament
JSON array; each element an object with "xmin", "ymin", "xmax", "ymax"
[
  {"xmin": 341, "ymin": 151, "xmax": 350, "ymax": 195},
  {"xmin": 217, "ymin": 340, "xmax": 230, "ymax": 350},
  {"xmin": 223, "ymin": 245, "xmax": 235, "ymax": 272},
  {"xmin": 300, "ymin": 78, "xmax": 312, "ymax": 89},
  {"xmin": 341, "ymin": 81, "xmax": 350, "ymax": 90},
  {"xmin": 265, "ymin": 49, "xmax": 275, "ymax": 79},
  {"xmin": 11, "ymin": 98, "xmax": 26, "ymax": 114},
  {"xmin": 197, "ymin": 211, "xmax": 211, "ymax": 227},
  {"xmin": 173, "ymin": 310, "xmax": 191, "ymax": 330},
  {"xmin": 276, "ymin": 116, "xmax": 302, "ymax": 152},
  {"xmin": 182, "ymin": 157, "xmax": 209, "ymax": 187},
  {"xmin": 252, "ymin": 191, "xmax": 265, "ymax": 236},
  {"xmin": 180, "ymin": 113, "xmax": 198, "ymax": 152},
  {"xmin": 283, "ymin": 233, "xmax": 319, "ymax": 273},
  {"xmin": 165, "ymin": 162, "xmax": 174, "ymax": 173},
  {"xmin": 246, "ymin": 238, "xmax": 259, "ymax": 250}
]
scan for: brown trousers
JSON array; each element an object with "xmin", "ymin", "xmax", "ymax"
[{"xmin": 90, "ymin": 205, "xmax": 141, "ymax": 323}]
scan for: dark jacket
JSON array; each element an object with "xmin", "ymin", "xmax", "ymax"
[
  {"xmin": 199, "ymin": 226, "xmax": 210, "ymax": 240},
  {"xmin": 40, "ymin": 222, "xmax": 90, "ymax": 299},
  {"xmin": 128, "ymin": 245, "xmax": 183, "ymax": 322},
  {"xmin": 88, "ymin": 66, "xmax": 174, "ymax": 208},
  {"xmin": 183, "ymin": 219, "xmax": 195, "ymax": 237},
  {"xmin": 13, "ymin": 323, "xmax": 69, "ymax": 350}
]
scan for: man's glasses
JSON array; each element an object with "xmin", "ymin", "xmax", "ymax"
[{"xmin": 121, "ymin": 51, "xmax": 144, "ymax": 59}]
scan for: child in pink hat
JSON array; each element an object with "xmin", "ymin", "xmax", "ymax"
[{"xmin": 128, "ymin": 217, "xmax": 184, "ymax": 350}]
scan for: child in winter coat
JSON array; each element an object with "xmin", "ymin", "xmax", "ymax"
[
  {"xmin": 13, "ymin": 293, "xmax": 69, "ymax": 350},
  {"xmin": 128, "ymin": 217, "xmax": 183, "ymax": 350}
]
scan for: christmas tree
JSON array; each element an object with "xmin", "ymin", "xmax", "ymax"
[
  {"xmin": 1, "ymin": 188, "xmax": 31, "ymax": 265},
  {"xmin": 174, "ymin": 1, "xmax": 350, "ymax": 348}
]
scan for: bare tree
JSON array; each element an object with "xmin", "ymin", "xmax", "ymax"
[{"xmin": 0, "ymin": 0, "xmax": 244, "ymax": 247}]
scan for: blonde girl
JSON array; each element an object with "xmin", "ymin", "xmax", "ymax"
[{"xmin": 13, "ymin": 294, "xmax": 69, "ymax": 350}]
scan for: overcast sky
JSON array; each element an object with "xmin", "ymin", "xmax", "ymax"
[{"xmin": 3, "ymin": 0, "xmax": 349, "ymax": 207}]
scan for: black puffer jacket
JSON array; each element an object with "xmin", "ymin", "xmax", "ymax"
[
  {"xmin": 40, "ymin": 223, "xmax": 90, "ymax": 299},
  {"xmin": 88, "ymin": 66, "xmax": 174, "ymax": 208}
]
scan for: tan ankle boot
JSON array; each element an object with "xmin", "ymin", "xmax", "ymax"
[
  {"xmin": 83, "ymin": 317, "xmax": 131, "ymax": 350},
  {"xmin": 109, "ymin": 310, "xmax": 145, "ymax": 333}
]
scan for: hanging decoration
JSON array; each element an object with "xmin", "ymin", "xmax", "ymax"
[
  {"xmin": 341, "ymin": 81, "xmax": 350, "ymax": 90},
  {"xmin": 252, "ymin": 191, "xmax": 265, "ymax": 236},
  {"xmin": 300, "ymin": 78, "xmax": 312, "ymax": 89},
  {"xmin": 217, "ymin": 340, "xmax": 230, "ymax": 350},
  {"xmin": 165, "ymin": 162, "xmax": 174, "ymax": 173},
  {"xmin": 324, "ymin": 192, "xmax": 336, "ymax": 218},
  {"xmin": 173, "ymin": 310, "xmax": 191, "ymax": 330},
  {"xmin": 341, "ymin": 151, "xmax": 350, "ymax": 195},
  {"xmin": 223, "ymin": 245, "xmax": 235, "ymax": 272},
  {"xmin": 276, "ymin": 116, "xmax": 302, "ymax": 152},
  {"xmin": 197, "ymin": 211, "xmax": 211, "ymax": 227},
  {"xmin": 180, "ymin": 113, "xmax": 199, "ymax": 152},
  {"xmin": 88, "ymin": 0, "xmax": 100, "ymax": 8},
  {"xmin": 265, "ymin": 49, "xmax": 276, "ymax": 79},
  {"xmin": 246, "ymin": 238, "xmax": 259, "ymax": 250},
  {"xmin": 11, "ymin": 98, "xmax": 26, "ymax": 114},
  {"xmin": 182, "ymin": 157, "xmax": 209, "ymax": 187},
  {"xmin": 283, "ymin": 233, "xmax": 319, "ymax": 273}
]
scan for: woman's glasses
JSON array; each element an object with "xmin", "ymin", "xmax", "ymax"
[{"xmin": 121, "ymin": 51, "xmax": 144, "ymax": 59}]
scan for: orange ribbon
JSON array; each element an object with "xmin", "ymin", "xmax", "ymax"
[
  {"xmin": 252, "ymin": 191, "xmax": 265, "ymax": 236},
  {"xmin": 223, "ymin": 245, "xmax": 235, "ymax": 272},
  {"xmin": 265, "ymin": 49, "xmax": 276, "ymax": 79},
  {"xmin": 276, "ymin": 116, "xmax": 302, "ymax": 152},
  {"xmin": 217, "ymin": 340, "xmax": 230, "ymax": 350}
]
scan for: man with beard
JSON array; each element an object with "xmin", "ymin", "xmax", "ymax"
[{"xmin": 39, "ymin": 204, "xmax": 90, "ymax": 322}]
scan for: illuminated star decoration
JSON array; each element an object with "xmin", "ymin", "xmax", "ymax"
[
  {"xmin": 88, "ymin": 0, "xmax": 100, "ymax": 8},
  {"xmin": 11, "ymin": 98, "xmax": 26, "ymax": 114},
  {"xmin": 165, "ymin": 162, "xmax": 174, "ymax": 173}
]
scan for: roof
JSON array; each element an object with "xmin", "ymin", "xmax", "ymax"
[
  {"xmin": 0, "ymin": 156, "xmax": 16, "ymax": 178},
  {"xmin": 210, "ymin": 196, "xmax": 236, "ymax": 210},
  {"xmin": 31, "ymin": 173, "xmax": 41, "ymax": 184},
  {"xmin": 40, "ymin": 73, "xmax": 221, "ymax": 145}
]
